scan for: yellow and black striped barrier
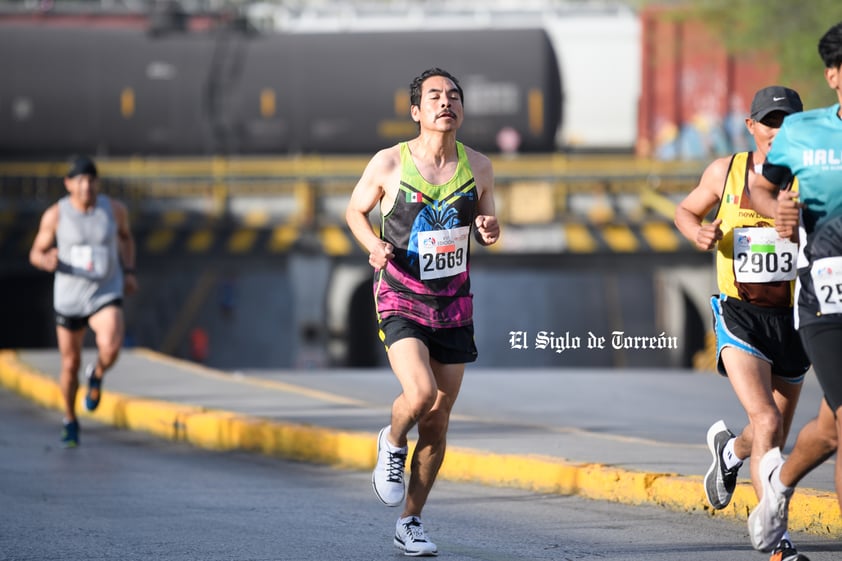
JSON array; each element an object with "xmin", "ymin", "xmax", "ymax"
[
  {"xmin": 132, "ymin": 219, "xmax": 691, "ymax": 256},
  {"xmin": 0, "ymin": 213, "xmax": 692, "ymax": 260}
]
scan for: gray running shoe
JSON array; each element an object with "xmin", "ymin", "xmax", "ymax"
[
  {"xmin": 704, "ymin": 420, "xmax": 741, "ymax": 509},
  {"xmin": 748, "ymin": 447, "xmax": 792, "ymax": 552}
]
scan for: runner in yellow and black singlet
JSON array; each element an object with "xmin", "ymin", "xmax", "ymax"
[{"xmin": 675, "ymin": 85, "xmax": 809, "ymax": 561}]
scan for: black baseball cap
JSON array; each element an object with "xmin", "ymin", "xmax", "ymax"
[
  {"xmin": 750, "ymin": 86, "xmax": 803, "ymax": 121},
  {"xmin": 66, "ymin": 155, "xmax": 98, "ymax": 178}
]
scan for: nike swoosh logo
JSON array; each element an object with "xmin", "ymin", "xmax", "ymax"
[{"xmin": 773, "ymin": 96, "xmax": 786, "ymax": 101}]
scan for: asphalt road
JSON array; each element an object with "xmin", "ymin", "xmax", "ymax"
[{"xmin": 2, "ymin": 386, "xmax": 840, "ymax": 561}]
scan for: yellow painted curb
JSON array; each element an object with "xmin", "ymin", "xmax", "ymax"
[
  {"xmin": 2, "ymin": 349, "xmax": 840, "ymax": 537},
  {"xmin": 0, "ymin": 349, "xmax": 376, "ymax": 469},
  {"xmin": 0, "ymin": 350, "xmax": 65, "ymax": 411}
]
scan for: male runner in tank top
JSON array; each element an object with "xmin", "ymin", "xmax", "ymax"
[
  {"xmin": 29, "ymin": 155, "xmax": 138, "ymax": 448},
  {"xmin": 675, "ymin": 86, "xmax": 811, "ymax": 561},
  {"xmin": 346, "ymin": 68, "xmax": 499, "ymax": 556},
  {"xmin": 747, "ymin": 21, "xmax": 842, "ymax": 557}
]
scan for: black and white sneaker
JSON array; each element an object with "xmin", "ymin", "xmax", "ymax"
[
  {"xmin": 704, "ymin": 419, "xmax": 741, "ymax": 509},
  {"xmin": 770, "ymin": 538, "xmax": 810, "ymax": 561},
  {"xmin": 372, "ymin": 426, "xmax": 407, "ymax": 506},
  {"xmin": 394, "ymin": 516, "xmax": 438, "ymax": 557}
]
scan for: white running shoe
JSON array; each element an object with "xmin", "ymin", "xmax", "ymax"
[
  {"xmin": 748, "ymin": 447, "xmax": 793, "ymax": 552},
  {"xmin": 394, "ymin": 516, "xmax": 438, "ymax": 557},
  {"xmin": 372, "ymin": 426, "xmax": 407, "ymax": 507}
]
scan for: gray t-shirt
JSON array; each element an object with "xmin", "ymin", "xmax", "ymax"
[{"xmin": 54, "ymin": 194, "xmax": 124, "ymax": 317}]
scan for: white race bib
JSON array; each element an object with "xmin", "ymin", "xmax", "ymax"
[
  {"xmin": 70, "ymin": 244, "xmax": 109, "ymax": 279},
  {"xmin": 733, "ymin": 227, "xmax": 797, "ymax": 282},
  {"xmin": 418, "ymin": 226, "xmax": 470, "ymax": 280},
  {"xmin": 810, "ymin": 256, "xmax": 842, "ymax": 315}
]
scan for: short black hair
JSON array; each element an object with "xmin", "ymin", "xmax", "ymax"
[
  {"xmin": 818, "ymin": 21, "xmax": 842, "ymax": 69},
  {"xmin": 409, "ymin": 68, "xmax": 463, "ymax": 107}
]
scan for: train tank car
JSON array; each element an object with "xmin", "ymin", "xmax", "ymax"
[{"xmin": 0, "ymin": 23, "xmax": 561, "ymax": 157}]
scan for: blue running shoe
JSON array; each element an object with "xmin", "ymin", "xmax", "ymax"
[
  {"xmin": 84, "ymin": 363, "xmax": 102, "ymax": 411},
  {"xmin": 61, "ymin": 420, "xmax": 79, "ymax": 448}
]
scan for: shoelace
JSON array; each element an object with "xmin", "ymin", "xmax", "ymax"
[
  {"xmin": 386, "ymin": 450, "xmax": 406, "ymax": 483},
  {"xmin": 402, "ymin": 518, "xmax": 428, "ymax": 542}
]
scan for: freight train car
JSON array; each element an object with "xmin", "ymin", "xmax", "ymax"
[
  {"xmin": 251, "ymin": 2, "xmax": 641, "ymax": 153},
  {"xmin": 0, "ymin": 22, "xmax": 561, "ymax": 157}
]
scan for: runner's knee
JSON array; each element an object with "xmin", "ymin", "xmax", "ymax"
[
  {"xmin": 418, "ymin": 408, "xmax": 449, "ymax": 441},
  {"xmin": 95, "ymin": 328, "xmax": 123, "ymax": 357},
  {"xmin": 60, "ymin": 354, "xmax": 81, "ymax": 375},
  {"xmin": 403, "ymin": 390, "xmax": 437, "ymax": 420},
  {"xmin": 748, "ymin": 408, "xmax": 783, "ymax": 440}
]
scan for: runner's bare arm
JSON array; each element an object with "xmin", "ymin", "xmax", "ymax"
[
  {"xmin": 29, "ymin": 204, "xmax": 59, "ymax": 272},
  {"xmin": 113, "ymin": 200, "xmax": 138, "ymax": 294},
  {"xmin": 675, "ymin": 156, "xmax": 728, "ymax": 251},
  {"xmin": 346, "ymin": 147, "xmax": 400, "ymax": 269},
  {"xmin": 752, "ymin": 173, "xmax": 800, "ymax": 241},
  {"xmin": 468, "ymin": 149, "xmax": 499, "ymax": 246}
]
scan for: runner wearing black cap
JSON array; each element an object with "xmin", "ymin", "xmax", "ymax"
[
  {"xmin": 675, "ymin": 86, "xmax": 810, "ymax": 561},
  {"xmin": 29, "ymin": 155, "xmax": 138, "ymax": 447}
]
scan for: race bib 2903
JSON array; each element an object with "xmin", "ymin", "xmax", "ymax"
[{"xmin": 733, "ymin": 227, "xmax": 797, "ymax": 283}]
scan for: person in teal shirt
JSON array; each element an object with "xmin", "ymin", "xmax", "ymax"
[{"xmin": 749, "ymin": 20, "xmax": 842, "ymax": 558}]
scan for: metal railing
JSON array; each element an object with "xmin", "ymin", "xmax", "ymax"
[{"xmin": 0, "ymin": 154, "xmax": 703, "ymax": 226}]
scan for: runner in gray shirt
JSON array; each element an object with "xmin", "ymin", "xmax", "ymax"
[{"xmin": 29, "ymin": 155, "xmax": 138, "ymax": 447}]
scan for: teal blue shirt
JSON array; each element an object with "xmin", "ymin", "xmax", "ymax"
[
  {"xmin": 766, "ymin": 104, "xmax": 842, "ymax": 234},
  {"xmin": 766, "ymin": 104, "xmax": 842, "ymax": 326}
]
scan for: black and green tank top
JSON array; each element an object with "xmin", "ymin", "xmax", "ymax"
[{"xmin": 375, "ymin": 141, "xmax": 478, "ymax": 328}]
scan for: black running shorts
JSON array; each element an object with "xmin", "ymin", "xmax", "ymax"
[
  {"xmin": 711, "ymin": 295, "xmax": 810, "ymax": 380},
  {"xmin": 378, "ymin": 314, "xmax": 477, "ymax": 365},
  {"xmin": 55, "ymin": 298, "xmax": 123, "ymax": 331},
  {"xmin": 799, "ymin": 322, "xmax": 842, "ymax": 412}
]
